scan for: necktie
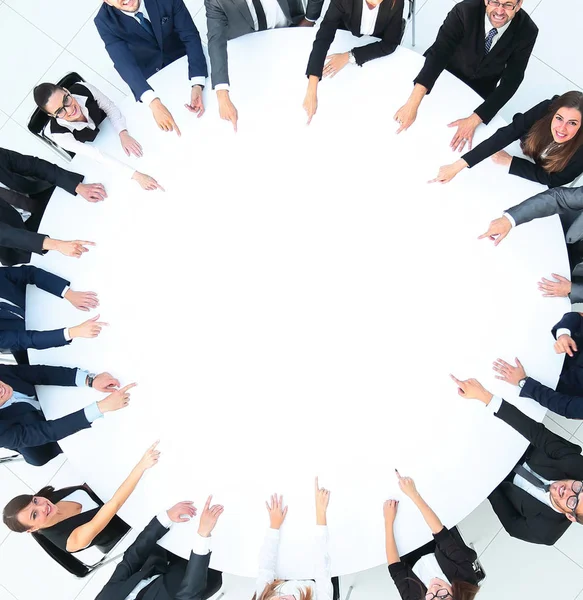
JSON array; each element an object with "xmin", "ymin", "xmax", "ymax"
[
  {"xmin": 484, "ymin": 27, "xmax": 498, "ymax": 54},
  {"xmin": 0, "ymin": 301, "xmax": 24, "ymax": 320},
  {"xmin": 135, "ymin": 11, "xmax": 155, "ymax": 38},
  {"xmin": 251, "ymin": 0, "xmax": 267, "ymax": 31},
  {"xmin": 514, "ymin": 464, "xmax": 550, "ymax": 492},
  {"xmin": 0, "ymin": 186, "xmax": 40, "ymax": 213}
]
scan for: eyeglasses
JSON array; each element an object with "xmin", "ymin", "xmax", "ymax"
[
  {"xmin": 51, "ymin": 90, "xmax": 74, "ymax": 119},
  {"xmin": 426, "ymin": 591, "xmax": 452, "ymax": 600},
  {"xmin": 566, "ymin": 480, "xmax": 583, "ymax": 513},
  {"xmin": 487, "ymin": 0, "xmax": 520, "ymax": 11}
]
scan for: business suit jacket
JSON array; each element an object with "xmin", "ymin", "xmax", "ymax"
[
  {"xmin": 0, "ymin": 364, "xmax": 91, "ymax": 466},
  {"xmin": 464, "ymin": 97, "xmax": 583, "ymax": 188},
  {"xmin": 414, "ymin": 0, "xmax": 537, "ymax": 124},
  {"xmin": 488, "ymin": 399, "xmax": 583, "ymax": 545},
  {"xmin": 96, "ymin": 516, "xmax": 218, "ymax": 600},
  {"xmin": 0, "ymin": 265, "xmax": 72, "ymax": 353},
  {"xmin": 506, "ymin": 185, "xmax": 583, "ymax": 300},
  {"xmin": 0, "ymin": 148, "xmax": 84, "ymax": 266},
  {"xmin": 306, "ymin": 0, "xmax": 404, "ymax": 78},
  {"xmin": 206, "ymin": 0, "xmax": 324, "ymax": 88},
  {"xmin": 95, "ymin": 0, "xmax": 208, "ymax": 101}
]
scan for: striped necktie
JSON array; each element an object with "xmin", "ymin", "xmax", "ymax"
[
  {"xmin": 485, "ymin": 27, "xmax": 498, "ymax": 54},
  {"xmin": 514, "ymin": 464, "xmax": 550, "ymax": 492}
]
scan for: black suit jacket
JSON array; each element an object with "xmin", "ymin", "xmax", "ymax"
[
  {"xmin": 488, "ymin": 399, "xmax": 583, "ymax": 545},
  {"xmin": 0, "ymin": 364, "xmax": 91, "ymax": 466},
  {"xmin": 414, "ymin": 0, "xmax": 537, "ymax": 124},
  {"xmin": 96, "ymin": 517, "xmax": 215, "ymax": 600},
  {"xmin": 306, "ymin": 0, "xmax": 404, "ymax": 78},
  {"xmin": 0, "ymin": 148, "xmax": 84, "ymax": 266}
]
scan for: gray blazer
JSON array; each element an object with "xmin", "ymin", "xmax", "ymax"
[
  {"xmin": 205, "ymin": 0, "xmax": 323, "ymax": 88},
  {"xmin": 507, "ymin": 186, "xmax": 583, "ymax": 302}
]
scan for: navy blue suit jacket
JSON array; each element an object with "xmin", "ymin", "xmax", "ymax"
[
  {"xmin": 0, "ymin": 265, "xmax": 71, "ymax": 353},
  {"xmin": 94, "ymin": 0, "xmax": 208, "ymax": 101},
  {"xmin": 0, "ymin": 364, "xmax": 90, "ymax": 466}
]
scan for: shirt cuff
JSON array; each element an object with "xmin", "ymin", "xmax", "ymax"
[
  {"xmin": 304, "ymin": 16, "xmax": 316, "ymax": 22},
  {"xmin": 316, "ymin": 524, "xmax": 328, "ymax": 536},
  {"xmin": 190, "ymin": 76, "xmax": 205, "ymax": 88},
  {"xmin": 76, "ymin": 369, "xmax": 90, "ymax": 387},
  {"xmin": 215, "ymin": 84, "xmax": 230, "ymax": 92},
  {"xmin": 156, "ymin": 511, "xmax": 173, "ymax": 529},
  {"xmin": 63, "ymin": 328, "xmax": 71, "ymax": 342},
  {"xmin": 192, "ymin": 534, "xmax": 212, "ymax": 555},
  {"xmin": 487, "ymin": 395, "xmax": 503, "ymax": 414},
  {"xmin": 84, "ymin": 402, "xmax": 103, "ymax": 423},
  {"xmin": 266, "ymin": 528, "xmax": 280, "ymax": 539},
  {"xmin": 503, "ymin": 212, "xmax": 516, "ymax": 227},
  {"xmin": 61, "ymin": 285, "xmax": 69, "ymax": 298},
  {"xmin": 140, "ymin": 90, "xmax": 159, "ymax": 106},
  {"xmin": 556, "ymin": 328, "xmax": 571, "ymax": 339}
]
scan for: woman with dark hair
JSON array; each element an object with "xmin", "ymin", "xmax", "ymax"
[
  {"xmin": 303, "ymin": 0, "xmax": 404, "ymax": 123},
  {"xmin": 384, "ymin": 471, "xmax": 480, "ymax": 600},
  {"xmin": 33, "ymin": 81, "xmax": 163, "ymax": 191},
  {"xmin": 431, "ymin": 91, "xmax": 583, "ymax": 188},
  {"xmin": 2, "ymin": 441, "xmax": 160, "ymax": 553},
  {"xmin": 252, "ymin": 478, "xmax": 333, "ymax": 600}
]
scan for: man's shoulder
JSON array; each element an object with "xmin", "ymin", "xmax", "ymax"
[{"xmin": 514, "ymin": 8, "xmax": 538, "ymax": 36}]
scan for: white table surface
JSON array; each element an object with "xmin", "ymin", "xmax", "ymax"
[{"xmin": 26, "ymin": 28, "xmax": 570, "ymax": 578}]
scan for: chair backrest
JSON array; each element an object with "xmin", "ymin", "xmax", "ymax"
[
  {"xmin": 449, "ymin": 526, "xmax": 486, "ymax": 584},
  {"xmin": 31, "ymin": 532, "xmax": 91, "ymax": 578}
]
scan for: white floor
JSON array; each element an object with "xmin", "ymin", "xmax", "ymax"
[{"xmin": 0, "ymin": 1, "xmax": 582, "ymax": 599}]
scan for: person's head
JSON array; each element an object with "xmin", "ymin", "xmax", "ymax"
[
  {"xmin": 33, "ymin": 83, "xmax": 83, "ymax": 121},
  {"xmin": 550, "ymin": 479, "xmax": 583, "ymax": 523},
  {"xmin": 425, "ymin": 579, "xmax": 480, "ymax": 600},
  {"xmin": 104, "ymin": 0, "xmax": 142, "ymax": 12},
  {"xmin": 0, "ymin": 379, "xmax": 14, "ymax": 408},
  {"xmin": 252, "ymin": 582, "xmax": 313, "ymax": 600},
  {"xmin": 484, "ymin": 0, "xmax": 522, "ymax": 28},
  {"xmin": 3, "ymin": 487, "xmax": 58, "ymax": 533},
  {"xmin": 521, "ymin": 91, "xmax": 583, "ymax": 174}
]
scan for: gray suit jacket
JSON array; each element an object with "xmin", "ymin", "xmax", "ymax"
[
  {"xmin": 205, "ymin": 0, "xmax": 323, "ymax": 88},
  {"xmin": 506, "ymin": 186, "xmax": 583, "ymax": 302}
]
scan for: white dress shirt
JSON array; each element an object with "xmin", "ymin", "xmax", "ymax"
[
  {"xmin": 254, "ymin": 526, "xmax": 333, "ymax": 600},
  {"xmin": 412, "ymin": 553, "xmax": 451, "ymax": 587},
  {"xmin": 484, "ymin": 14, "xmax": 511, "ymax": 51},
  {"xmin": 121, "ymin": 2, "xmax": 206, "ymax": 105},
  {"xmin": 360, "ymin": 0, "xmax": 380, "ymax": 36},
  {"xmin": 46, "ymin": 82, "xmax": 135, "ymax": 179}
]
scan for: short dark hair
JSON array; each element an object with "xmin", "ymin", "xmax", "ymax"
[
  {"xmin": 33, "ymin": 83, "xmax": 62, "ymax": 113},
  {"xmin": 3, "ymin": 486, "xmax": 55, "ymax": 533}
]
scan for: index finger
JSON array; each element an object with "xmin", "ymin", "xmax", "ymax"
[
  {"xmin": 204, "ymin": 494, "xmax": 212, "ymax": 511},
  {"xmin": 77, "ymin": 240, "xmax": 96, "ymax": 246},
  {"xmin": 149, "ymin": 440, "xmax": 160, "ymax": 451},
  {"xmin": 172, "ymin": 118, "xmax": 182, "ymax": 137},
  {"xmin": 121, "ymin": 382, "xmax": 138, "ymax": 393},
  {"xmin": 449, "ymin": 373, "xmax": 463, "ymax": 386},
  {"xmin": 477, "ymin": 230, "xmax": 492, "ymax": 240},
  {"xmin": 315, "ymin": 476, "xmax": 319, "ymax": 491},
  {"xmin": 395, "ymin": 468, "xmax": 402, "ymax": 479}
]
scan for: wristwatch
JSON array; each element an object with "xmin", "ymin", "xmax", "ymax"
[
  {"xmin": 348, "ymin": 51, "xmax": 356, "ymax": 65},
  {"xmin": 86, "ymin": 373, "xmax": 96, "ymax": 388},
  {"xmin": 518, "ymin": 378, "xmax": 527, "ymax": 389}
]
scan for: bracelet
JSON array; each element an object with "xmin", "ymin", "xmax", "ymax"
[{"xmin": 87, "ymin": 373, "xmax": 96, "ymax": 388}]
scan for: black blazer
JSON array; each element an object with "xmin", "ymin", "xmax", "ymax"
[
  {"xmin": 414, "ymin": 0, "xmax": 538, "ymax": 124},
  {"xmin": 306, "ymin": 0, "xmax": 404, "ymax": 78},
  {"xmin": 96, "ymin": 516, "xmax": 216, "ymax": 600},
  {"xmin": 488, "ymin": 400, "xmax": 583, "ymax": 545},
  {"xmin": 0, "ymin": 364, "xmax": 91, "ymax": 466},
  {"xmin": 388, "ymin": 527, "xmax": 478, "ymax": 600}
]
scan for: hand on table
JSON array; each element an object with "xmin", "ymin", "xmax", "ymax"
[
  {"xmin": 217, "ymin": 91, "xmax": 238, "ymax": 132},
  {"xmin": 538, "ymin": 274, "xmax": 571, "ymax": 297},
  {"xmin": 69, "ymin": 314, "xmax": 108, "ymax": 339},
  {"xmin": 91, "ymin": 372, "xmax": 120, "ymax": 392},
  {"xmin": 323, "ymin": 53, "xmax": 349, "ymax": 78},
  {"xmin": 198, "ymin": 495, "xmax": 224, "ymax": 537},
  {"xmin": 185, "ymin": 85, "xmax": 205, "ymax": 118},
  {"xmin": 491, "ymin": 150, "xmax": 512, "ymax": 167},
  {"xmin": 383, "ymin": 499, "xmax": 399, "ymax": 525},
  {"xmin": 393, "ymin": 100, "xmax": 418, "ymax": 134},
  {"xmin": 120, "ymin": 130, "xmax": 143, "ymax": 157},
  {"xmin": 449, "ymin": 374, "xmax": 493, "ymax": 404},
  {"xmin": 150, "ymin": 98, "xmax": 181, "ymax": 136},
  {"xmin": 132, "ymin": 171, "xmax": 165, "ymax": 191},
  {"xmin": 555, "ymin": 334, "xmax": 578, "ymax": 357},
  {"xmin": 395, "ymin": 470, "xmax": 419, "ymax": 499},
  {"xmin": 45, "ymin": 238, "xmax": 95, "ymax": 258},
  {"xmin": 478, "ymin": 215, "xmax": 512, "ymax": 246},
  {"xmin": 75, "ymin": 183, "xmax": 107, "ymax": 202},
  {"xmin": 97, "ymin": 382, "xmax": 137, "ymax": 414},
  {"xmin": 167, "ymin": 501, "xmax": 197, "ymax": 523},
  {"xmin": 428, "ymin": 159, "xmax": 468, "ymax": 184},
  {"xmin": 492, "ymin": 357, "xmax": 526, "ymax": 386},
  {"xmin": 266, "ymin": 493, "xmax": 288, "ymax": 529},
  {"xmin": 448, "ymin": 113, "xmax": 482, "ymax": 152},
  {"xmin": 64, "ymin": 289, "xmax": 99, "ymax": 312}
]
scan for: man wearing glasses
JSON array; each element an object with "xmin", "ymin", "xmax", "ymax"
[
  {"xmin": 394, "ymin": 0, "xmax": 538, "ymax": 152},
  {"xmin": 450, "ymin": 374, "xmax": 583, "ymax": 546}
]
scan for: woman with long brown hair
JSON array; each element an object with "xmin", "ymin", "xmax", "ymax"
[
  {"xmin": 385, "ymin": 471, "xmax": 480, "ymax": 600},
  {"xmin": 431, "ymin": 91, "xmax": 583, "ymax": 188},
  {"xmin": 253, "ymin": 478, "xmax": 333, "ymax": 600}
]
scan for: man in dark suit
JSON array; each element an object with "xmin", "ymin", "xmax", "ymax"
[
  {"xmin": 205, "ymin": 0, "xmax": 323, "ymax": 131},
  {"xmin": 97, "ymin": 496, "xmax": 223, "ymax": 600},
  {"xmin": 0, "ymin": 147, "xmax": 101, "ymax": 266},
  {"xmin": 95, "ymin": 0, "xmax": 208, "ymax": 136},
  {"xmin": 0, "ymin": 265, "xmax": 106, "ymax": 364},
  {"xmin": 394, "ymin": 0, "xmax": 537, "ymax": 151},
  {"xmin": 0, "ymin": 363, "xmax": 133, "ymax": 466},
  {"xmin": 451, "ymin": 374, "xmax": 583, "ymax": 545}
]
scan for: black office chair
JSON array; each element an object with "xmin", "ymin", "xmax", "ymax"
[
  {"xmin": 449, "ymin": 526, "xmax": 487, "ymax": 585},
  {"xmin": 27, "ymin": 71, "xmax": 85, "ymax": 163},
  {"xmin": 406, "ymin": 0, "xmax": 416, "ymax": 47}
]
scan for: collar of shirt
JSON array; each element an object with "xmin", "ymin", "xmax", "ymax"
[
  {"xmin": 484, "ymin": 14, "xmax": 512, "ymax": 43},
  {"xmin": 55, "ymin": 95, "xmax": 95, "ymax": 132},
  {"xmin": 513, "ymin": 462, "xmax": 562, "ymax": 513},
  {"xmin": 122, "ymin": 1, "xmax": 149, "ymax": 21},
  {"xmin": 0, "ymin": 391, "xmax": 40, "ymax": 411},
  {"xmin": 360, "ymin": 0, "xmax": 380, "ymax": 36}
]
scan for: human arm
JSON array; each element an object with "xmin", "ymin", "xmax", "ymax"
[
  {"xmin": 173, "ymin": 0, "xmax": 208, "ymax": 81},
  {"xmin": 205, "ymin": 0, "xmax": 231, "ymax": 90},
  {"xmin": 66, "ymin": 441, "xmax": 160, "ymax": 552},
  {"xmin": 255, "ymin": 494, "xmax": 287, "ymax": 597},
  {"xmin": 305, "ymin": 0, "xmax": 344, "ymax": 79},
  {"xmin": 506, "ymin": 185, "xmax": 583, "ymax": 228},
  {"xmin": 383, "ymin": 499, "xmax": 400, "ymax": 565},
  {"xmin": 396, "ymin": 472, "xmax": 443, "ymax": 534},
  {"xmin": 305, "ymin": 0, "xmax": 324, "ymax": 22},
  {"xmin": 520, "ymin": 376, "xmax": 583, "ymax": 420},
  {"xmin": 508, "ymin": 148, "xmax": 583, "ymax": 188},
  {"xmin": 0, "ymin": 221, "xmax": 47, "ymax": 256},
  {"xmin": 0, "ymin": 329, "xmax": 71, "ymax": 352},
  {"xmin": 2, "ymin": 265, "xmax": 69, "ymax": 298},
  {"xmin": 351, "ymin": 4, "xmax": 403, "ymax": 66},
  {"xmin": 41, "ymin": 237, "xmax": 95, "ymax": 258}
]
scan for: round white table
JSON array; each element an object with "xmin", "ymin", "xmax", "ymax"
[{"xmin": 27, "ymin": 28, "xmax": 570, "ymax": 579}]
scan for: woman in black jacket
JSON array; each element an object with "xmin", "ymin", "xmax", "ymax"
[
  {"xmin": 384, "ymin": 471, "xmax": 480, "ymax": 600},
  {"xmin": 431, "ymin": 91, "xmax": 583, "ymax": 188}
]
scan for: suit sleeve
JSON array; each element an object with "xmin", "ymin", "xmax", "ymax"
[
  {"xmin": 473, "ymin": 27, "xmax": 538, "ymax": 124},
  {"xmin": 94, "ymin": 18, "xmax": 153, "ymax": 102},
  {"xmin": 351, "ymin": 6, "xmax": 402, "ymax": 66},
  {"xmin": 175, "ymin": 552, "xmax": 212, "ymax": 600},
  {"xmin": 173, "ymin": 0, "xmax": 208, "ymax": 79},
  {"xmin": 305, "ymin": 0, "xmax": 324, "ymax": 22},
  {"xmin": 0, "ymin": 364, "xmax": 78, "ymax": 387},
  {"xmin": 520, "ymin": 377, "xmax": 583, "ymax": 420},
  {"xmin": 462, "ymin": 99, "xmax": 551, "ymax": 169},
  {"xmin": 388, "ymin": 561, "xmax": 426, "ymax": 600},
  {"xmin": 570, "ymin": 283, "xmax": 583, "ymax": 304},
  {"xmin": 551, "ymin": 312, "xmax": 583, "ymax": 338},
  {"xmin": 508, "ymin": 148, "xmax": 583, "ymax": 188},
  {"xmin": 494, "ymin": 399, "xmax": 582, "ymax": 459},
  {"xmin": 0, "ymin": 222, "xmax": 47, "ymax": 256},
  {"xmin": 506, "ymin": 186, "xmax": 583, "ymax": 228},
  {"xmin": 0, "ymin": 329, "xmax": 70, "ymax": 352},
  {"xmin": 433, "ymin": 527, "xmax": 477, "ymax": 581},
  {"xmin": 0, "ymin": 148, "xmax": 83, "ymax": 196},
  {"xmin": 306, "ymin": 0, "xmax": 344, "ymax": 79},
  {"xmin": 3, "ymin": 265, "xmax": 69, "ymax": 298},
  {"xmin": 413, "ymin": 4, "xmax": 465, "ymax": 93},
  {"xmin": 205, "ymin": 0, "xmax": 231, "ymax": 88},
  {"xmin": 0, "ymin": 408, "xmax": 91, "ymax": 450}
]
